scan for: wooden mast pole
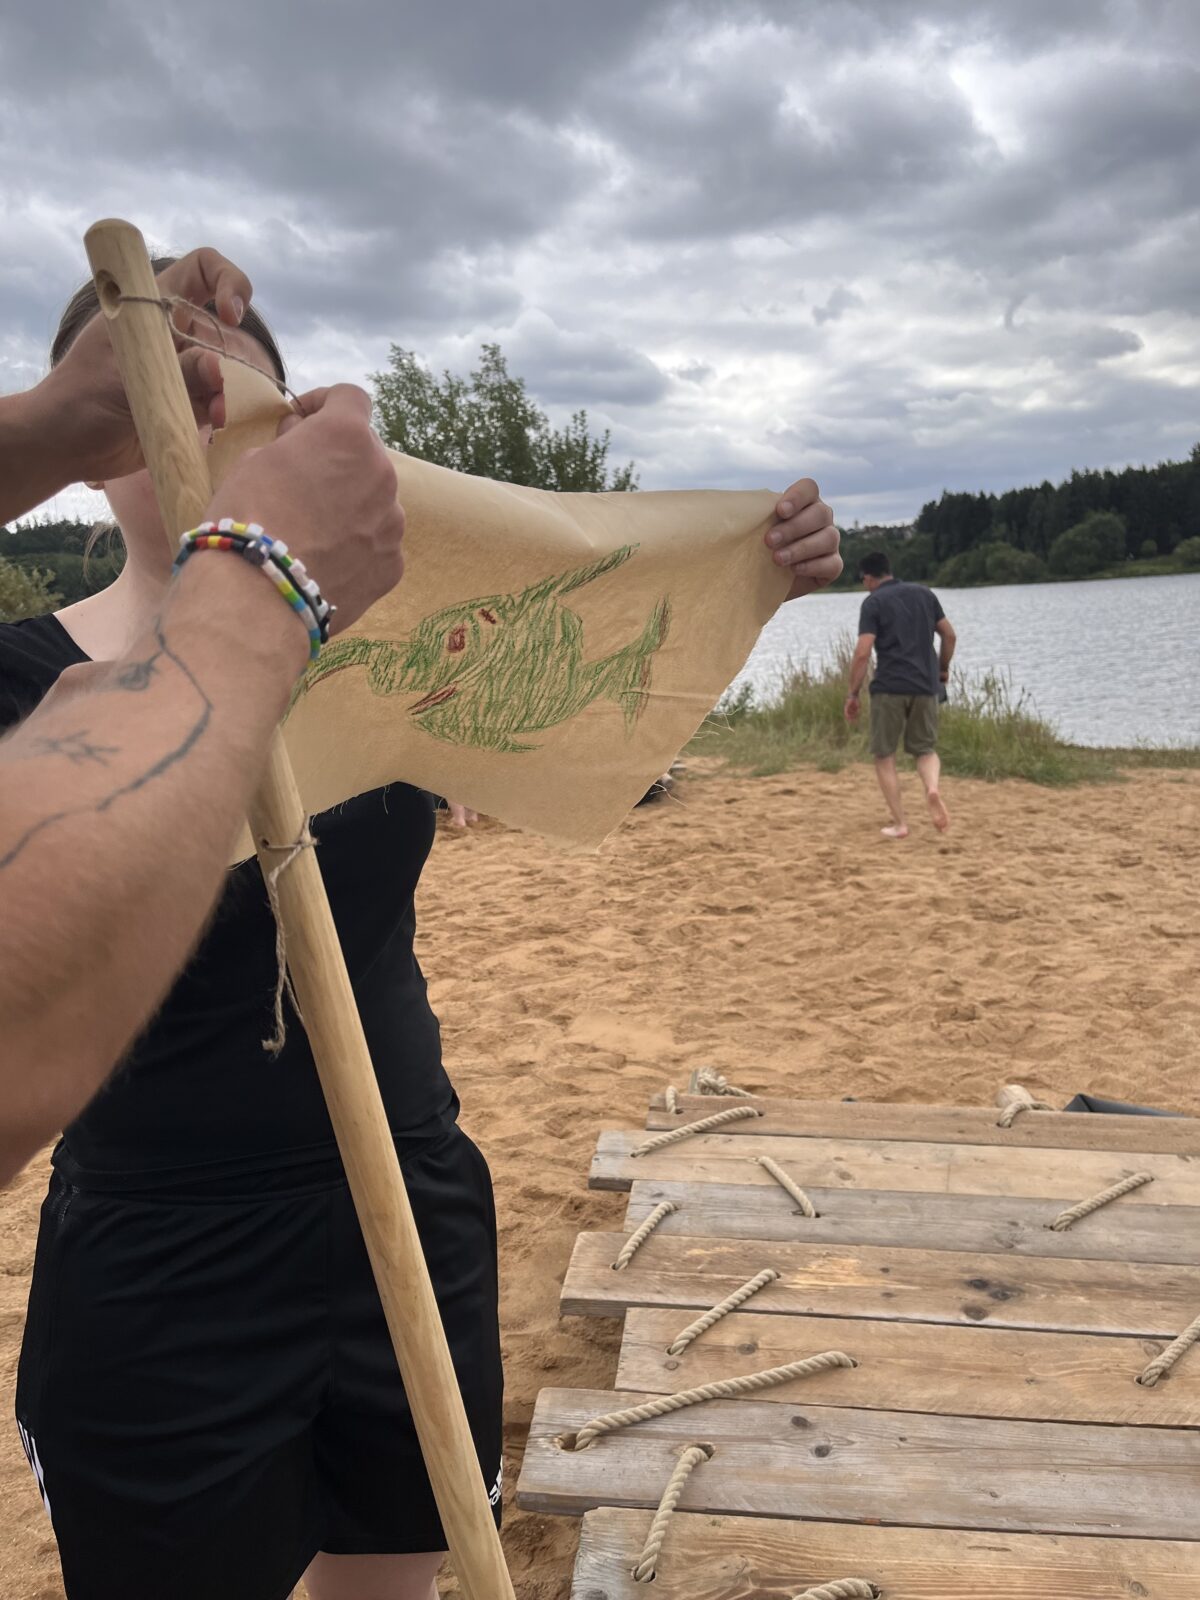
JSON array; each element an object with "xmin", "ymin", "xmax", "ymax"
[{"xmin": 83, "ymin": 219, "xmax": 515, "ymax": 1600}]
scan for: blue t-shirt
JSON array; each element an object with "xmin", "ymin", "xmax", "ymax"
[{"xmin": 859, "ymin": 579, "xmax": 945, "ymax": 697}]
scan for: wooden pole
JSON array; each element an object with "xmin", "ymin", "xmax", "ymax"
[{"xmin": 83, "ymin": 220, "xmax": 515, "ymax": 1600}]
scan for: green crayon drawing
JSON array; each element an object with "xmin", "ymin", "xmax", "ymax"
[{"xmin": 293, "ymin": 545, "xmax": 671, "ymax": 753}]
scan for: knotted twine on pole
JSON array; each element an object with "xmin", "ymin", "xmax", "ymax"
[
  {"xmin": 667, "ymin": 1269, "xmax": 781, "ymax": 1354},
  {"xmin": 1137, "ymin": 1312, "xmax": 1200, "ymax": 1388},
  {"xmin": 568, "ymin": 1353, "xmax": 857, "ymax": 1451},
  {"xmin": 1047, "ymin": 1171, "xmax": 1153, "ymax": 1231},
  {"xmin": 612, "ymin": 1202, "xmax": 677, "ymax": 1270},
  {"xmin": 631, "ymin": 1103, "xmax": 762, "ymax": 1157},
  {"xmin": 630, "ymin": 1443, "xmax": 714, "ymax": 1582}
]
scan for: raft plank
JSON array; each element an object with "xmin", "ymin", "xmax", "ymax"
[
  {"xmin": 591, "ymin": 1128, "xmax": 1200, "ymax": 1205},
  {"xmin": 622, "ymin": 1178, "xmax": 1200, "ymax": 1265},
  {"xmin": 614, "ymin": 1307, "xmax": 1200, "ymax": 1427},
  {"xmin": 563, "ymin": 1231, "xmax": 1198, "ymax": 1338},
  {"xmin": 648, "ymin": 1092, "xmax": 1200, "ymax": 1155},
  {"xmin": 518, "ymin": 1387, "xmax": 1200, "ymax": 1538},
  {"xmin": 573, "ymin": 1506, "xmax": 1200, "ymax": 1598}
]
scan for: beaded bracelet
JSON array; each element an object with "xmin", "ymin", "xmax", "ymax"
[{"xmin": 173, "ymin": 520, "xmax": 335, "ymax": 662}]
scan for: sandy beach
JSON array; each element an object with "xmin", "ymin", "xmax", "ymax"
[{"xmin": 1, "ymin": 764, "xmax": 1197, "ymax": 1599}]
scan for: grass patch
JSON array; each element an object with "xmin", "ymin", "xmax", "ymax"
[{"xmin": 691, "ymin": 641, "xmax": 1200, "ymax": 786}]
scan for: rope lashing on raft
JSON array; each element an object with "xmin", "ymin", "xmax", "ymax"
[
  {"xmin": 667, "ymin": 1269, "xmax": 781, "ymax": 1354},
  {"xmin": 115, "ymin": 293, "xmax": 305, "ymax": 408},
  {"xmin": 996, "ymin": 1085, "xmax": 1058, "ymax": 1128},
  {"xmin": 663, "ymin": 1084, "xmax": 680, "ymax": 1114},
  {"xmin": 631, "ymin": 1103, "xmax": 762, "ymax": 1157},
  {"xmin": 695, "ymin": 1066, "xmax": 755, "ymax": 1098},
  {"xmin": 1137, "ymin": 1312, "xmax": 1200, "ymax": 1388},
  {"xmin": 792, "ymin": 1581, "xmax": 880, "ymax": 1600},
  {"xmin": 567, "ymin": 1353, "xmax": 857, "ymax": 1451},
  {"xmin": 758, "ymin": 1154, "xmax": 819, "ymax": 1217},
  {"xmin": 259, "ymin": 822, "xmax": 318, "ymax": 1053},
  {"xmin": 630, "ymin": 1443, "xmax": 714, "ymax": 1582},
  {"xmin": 1046, "ymin": 1171, "xmax": 1153, "ymax": 1231},
  {"xmin": 612, "ymin": 1202, "xmax": 677, "ymax": 1270}
]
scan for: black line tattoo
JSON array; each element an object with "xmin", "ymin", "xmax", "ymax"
[
  {"xmin": 0, "ymin": 626, "xmax": 212, "ymax": 873},
  {"xmin": 31, "ymin": 732, "xmax": 120, "ymax": 767}
]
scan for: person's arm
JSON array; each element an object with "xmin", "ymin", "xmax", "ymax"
[
  {"xmin": 935, "ymin": 616, "xmax": 956, "ymax": 681},
  {"xmin": 844, "ymin": 632, "xmax": 875, "ymax": 721},
  {"xmin": 0, "ymin": 248, "xmax": 251, "ymax": 524},
  {"xmin": 0, "ymin": 384, "xmax": 404, "ymax": 1184}
]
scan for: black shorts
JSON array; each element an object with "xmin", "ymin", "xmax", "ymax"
[{"xmin": 14, "ymin": 1125, "xmax": 503, "ymax": 1600}]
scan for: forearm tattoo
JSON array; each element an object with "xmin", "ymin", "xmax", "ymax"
[{"xmin": 0, "ymin": 624, "xmax": 212, "ymax": 872}]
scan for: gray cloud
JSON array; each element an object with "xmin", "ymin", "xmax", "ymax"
[{"xmin": 1, "ymin": 0, "xmax": 1197, "ymax": 526}]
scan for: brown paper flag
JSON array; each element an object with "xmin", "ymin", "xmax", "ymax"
[{"xmin": 209, "ymin": 363, "xmax": 788, "ymax": 851}]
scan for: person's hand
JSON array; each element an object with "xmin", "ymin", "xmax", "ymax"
[
  {"xmin": 447, "ymin": 802, "xmax": 479, "ymax": 828},
  {"xmin": 206, "ymin": 384, "xmax": 405, "ymax": 634},
  {"xmin": 765, "ymin": 477, "xmax": 842, "ymax": 600},
  {"xmin": 844, "ymin": 692, "xmax": 861, "ymax": 723},
  {"xmin": 32, "ymin": 248, "xmax": 253, "ymax": 485}
]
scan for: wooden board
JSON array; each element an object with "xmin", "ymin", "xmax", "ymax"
[
  {"xmin": 518, "ymin": 1387, "xmax": 1200, "ymax": 1538},
  {"xmin": 614, "ymin": 1308, "xmax": 1200, "ymax": 1427},
  {"xmin": 573, "ymin": 1506, "xmax": 1200, "ymax": 1598},
  {"xmin": 563, "ymin": 1231, "xmax": 1199, "ymax": 1337},
  {"xmin": 649, "ymin": 1092, "xmax": 1200, "ymax": 1155},
  {"xmin": 592, "ymin": 1128, "xmax": 1200, "ymax": 1206},
  {"xmin": 623, "ymin": 1179, "xmax": 1200, "ymax": 1265}
]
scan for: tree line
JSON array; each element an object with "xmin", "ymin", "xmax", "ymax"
[
  {"xmin": 4, "ymin": 345, "xmax": 1198, "ymax": 621},
  {"xmin": 835, "ymin": 443, "xmax": 1200, "ymax": 588}
]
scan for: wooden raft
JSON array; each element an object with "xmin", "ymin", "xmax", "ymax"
[{"xmin": 515, "ymin": 1088, "xmax": 1200, "ymax": 1597}]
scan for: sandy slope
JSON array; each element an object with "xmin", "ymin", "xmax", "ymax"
[{"xmin": 1, "ymin": 766, "xmax": 1196, "ymax": 1599}]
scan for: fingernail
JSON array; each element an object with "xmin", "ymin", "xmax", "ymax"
[
  {"xmin": 778, "ymin": 499, "xmax": 794, "ymax": 517},
  {"xmin": 767, "ymin": 530, "xmax": 783, "ymax": 548},
  {"xmin": 232, "ymin": 295, "xmax": 245, "ymax": 323}
]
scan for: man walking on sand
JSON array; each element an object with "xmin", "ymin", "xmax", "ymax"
[{"xmin": 845, "ymin": 551, "xmax": 956, "ymax": 839}]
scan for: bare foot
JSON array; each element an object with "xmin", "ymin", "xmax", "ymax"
[
  {"xmin": 926, "ymin": 790, "xmax": 950, "ymax": 832},
  {"xmin": 881, "ymin": 824, "xmax": 909, "ymax": 840}
]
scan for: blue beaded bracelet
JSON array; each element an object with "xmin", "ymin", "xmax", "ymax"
[{"xmin": 173, "ymin": 521, "xmax": 334, "ymax": 662}]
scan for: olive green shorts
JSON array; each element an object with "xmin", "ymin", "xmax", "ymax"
[{"xmin": 869, "ymin": 692, "xmax": 939, "ymax": 758}]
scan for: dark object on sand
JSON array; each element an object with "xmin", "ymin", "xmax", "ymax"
[{"xmin": 1063, "ymin": 1093, "xmax": 1182, "ymax": 1118}]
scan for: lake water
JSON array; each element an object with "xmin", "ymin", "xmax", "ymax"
[{"xmin": 734, "ymin": 572, "xmax": 1200, "ymax": 749}]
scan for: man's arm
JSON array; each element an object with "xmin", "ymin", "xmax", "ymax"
[
  {"xmin": 844, "ymin": 632, "xmax": 875, "ymax": 721},
  {"xmin": 0, "ymin": 384, "xmax": 404, "ymax": 1185},
  {"xmin": 0, "ymin": 558, "xmax": 308, "ymax": 1180},
  {"xmin": 935, "ymin": 616, "xmax": 957, "ymax": 681}
]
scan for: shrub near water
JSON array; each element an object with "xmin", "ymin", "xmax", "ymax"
[{"xmin": 696, "ymin": 638, "xmax": 1198, "ymax": 784}]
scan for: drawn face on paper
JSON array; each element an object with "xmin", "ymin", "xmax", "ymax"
[{"xmin": 294, "ymin": 545, "xmax": 671, "ymax": 753}]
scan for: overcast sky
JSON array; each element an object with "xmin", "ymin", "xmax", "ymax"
[{"xmin": 2, "ymin": 0, "xmax": 1198, "ymax": 527}]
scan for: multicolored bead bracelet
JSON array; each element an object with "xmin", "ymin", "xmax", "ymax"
[{"xmin": 172, "ymin": 520, "xmax": 335, "ymax": 663}]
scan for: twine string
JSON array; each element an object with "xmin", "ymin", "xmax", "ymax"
[
  {"xmin": 1137, "ymin": 1312, "xmax": 1200, "ymax": 1388},
  {"xmin": 117, "ymin": 292, "xmax": 305, "ymax": 409},
  {"xmin": 260, "ymin": 822, "xmax": 317, "ymax": 1053},
  {"xmin": 630, "ymin": 1443, "xmax": 714, "ymax": 1582},
  {"xmin": 1047, "ymin": 1171, "xmax": 1153, "ymax": 1231},
  {"xmin": 613, "ymin": 1202, "xmax": 677, "ymax": 1270}
]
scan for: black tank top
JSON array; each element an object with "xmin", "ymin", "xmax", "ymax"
[{"xmin": 0, "ymin": 612, "xmax": 456, "ymax": 1187}]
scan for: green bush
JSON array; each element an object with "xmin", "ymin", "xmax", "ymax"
[
  {"xmin": 1139, "ymin": 538, "xmax": 1159, "ymax": 559},
  {"xmin": 1048, "ymin": 511, "xmax": 1128, "ymax": 577},
  {"xmin": 1177, "ymin": 536, "xmax": 1200, "ymax": 571},
  {"xmin": 983, "ymin": 542, "xmax": 1047, "ymax": 585},
  {"xmin": 0, "ymin": 556, "xmax": 61, "ymax": 622}
]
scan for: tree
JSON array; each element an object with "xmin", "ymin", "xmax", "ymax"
[
  {"xmin": 0, "ymin": 556, "xmax": 61, "ymax": 622},
  {"xmin": 371, "ymin": 343, "xmax": 637, "ymax": 491},
  {"xmin": 1048, "ymin": 511, "xmax": 1128, "ymax": 578},
  {"xmin": 983, "ymin": 542, "xmax": 1046, "ymax": 585}
]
